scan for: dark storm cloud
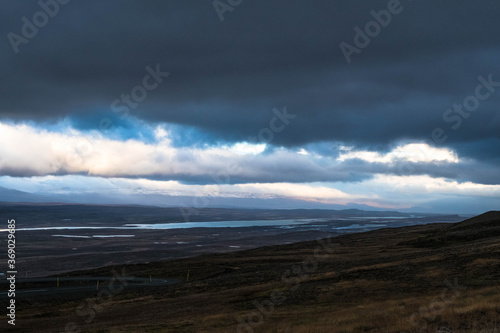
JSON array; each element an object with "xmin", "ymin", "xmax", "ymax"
[{"xmin": 1, "ymin": 0, "xmax": 499, "ymax": 162}]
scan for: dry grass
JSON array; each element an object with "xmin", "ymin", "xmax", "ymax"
[{"xmin": 5, "ymin": 215, "xmax": 500, "ymax": 333}]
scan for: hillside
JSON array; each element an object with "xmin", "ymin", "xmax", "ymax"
[
  {"xmin": 406, "ymin": 211, "xmax": 500, "ymax": 247},
  {"xmin": 4, "ymin": 213, "xmax": 500, "ymax": 333},
  {"xmin": 448, "ymin": 211, "xmax": 500, "ymax": 230}
]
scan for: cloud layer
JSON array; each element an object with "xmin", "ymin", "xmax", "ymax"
[
  {"xmin": 1, "ymin": 1, "xmax": 499, "ymax": 213},
  {"xmin": 1, "ymin": 1, "xmax": 500, "ymax": 154},
  {"xmin": 1, "ymin": 119, "xmax": 500, "ymax": 214},
  {"xmin": 1, "ymin": 120, "xmax": 494, "ymax": 185}
]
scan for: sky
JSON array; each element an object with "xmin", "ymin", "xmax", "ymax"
[{"xmin": 0, "ymin": 0, "xmax": 499, "ymax": 214}]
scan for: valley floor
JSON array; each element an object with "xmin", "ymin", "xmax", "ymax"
[{"xmin": 3, "ymin": 212, "xmax": 500, "ymax": 332}]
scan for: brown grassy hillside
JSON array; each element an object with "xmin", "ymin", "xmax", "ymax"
[{"xmin": 5, "ymin": 213, "xmax": 500, "ymax": 333}]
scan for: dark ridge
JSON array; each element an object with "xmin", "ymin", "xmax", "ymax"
[
  {"xmin": 403, "ymin": 211, "xmax": 500, "ymax": 248},
  {"xmin": 446, "ymin": 211, "xmax": 500, "ymax": 231}
]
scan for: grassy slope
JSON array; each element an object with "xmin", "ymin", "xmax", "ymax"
[{"xmin": 7, "ymin": 212, "xmax": 500, "ymax": 333}]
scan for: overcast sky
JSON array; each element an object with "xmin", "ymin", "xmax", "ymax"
[{"xmin": 1, "ymin": 0, "xmax": 499, "ymax": 214}]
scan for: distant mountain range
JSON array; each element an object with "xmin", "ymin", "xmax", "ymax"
[
  {"xmin": 0, "ymin": 186, "xmax": 448, "ymax": 215},
  {"xmin": 0, "ymin": 186, "xmax": 51, "ymax": 202}
]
